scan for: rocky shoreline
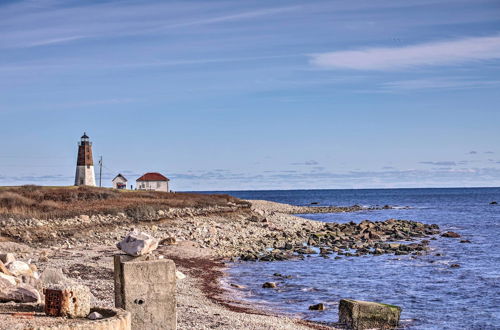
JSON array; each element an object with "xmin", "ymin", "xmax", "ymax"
[
  {"xmin": 0, "ymin": 199, "xmax": 455, "ymax": 329},
  {"xmin": 248, "ymin": 199, "xmax": 402, "ymax": 214}
]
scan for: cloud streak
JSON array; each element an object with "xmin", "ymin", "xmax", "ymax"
[
  {"xmin": 381, "ymin": 78, "xmax": 500, "ymax": 91},
  {"xmin": 290, "ymin": 160, "xmax": 319, "ymax": 166},
  {"xmin": 0, "ymin": 2, "xmax": 300, "ymax": 49},
  {"xmin": 310, "ymin": 34, "xmax": 500, "ymax": 70},
  {"xmin": 420, "ymin": 161, "xmax": 457, "ymax": 166}
]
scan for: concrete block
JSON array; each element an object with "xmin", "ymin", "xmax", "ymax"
[
  {"xmin": 339, "ymin": 299, "xmax": 401, "ymax": 329},
  {"xmin": 44, "ymin": 285, "xmax": 91, "ymax": 318},
  {"xmin": 114, "ymin": 255, "xmax": 176, "ymax": 330}
]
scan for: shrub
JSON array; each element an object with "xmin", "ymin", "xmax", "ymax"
[{"xmin": 0, "ymin": 186, "xmax": 249, "ymax": 220}]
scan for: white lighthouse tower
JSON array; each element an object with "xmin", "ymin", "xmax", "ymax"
[{"xmin": 74, "ymin": 132, "xmax": 96, "ymax": 186}]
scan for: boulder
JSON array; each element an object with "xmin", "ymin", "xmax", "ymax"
[
  {"xmin": 7, "ymin": 260, "xmax": 32, "ymax": 276},
  {"xmin": 0, "ymin": 272, "xmax": 17, "ymax": 285},
  {"xmin": 0, "ymin": 253, "xmax": 15, "ymax": 264},
  {"xmin": 441, "ymin": 231, "xmax": 461, "ymax": 238},
  {"xmin": 40, "ymin": 268, "xmax": 70, "ymax": 286},
  {"xmin": 490, "ymin": 201, "xmax": 498, "ymax": 205},
  {"xmin": 339, "ymin": 299, "xmax": 401, "ymax": 329},
  {"xmin": 0, "ymin": 278, "xmax": 40, "ymax": 303},
  {"xmin": 160, "ymin": 237, "xmax": 177, "ymax": 245},
  {"xmin": 116, "ymin": 231, "xmax": 159, "ymax": 256},
  {"xmin": 262, "ymin": 282, "xmax": 277, "ymax": 288},
  {"xmin": 230, "ymin": 283, "xmax": 246, "ymax": 289},
  {"xmin": 309, "ymin": 303, "xmax": 326, "ymax": 311},
  {"xmin": 175, "ymin": 271, "xmax": 186, "ymax": 280},
  {"xmin": 87, "ymin": 311, "xmax": 103, "ymax": 320}
]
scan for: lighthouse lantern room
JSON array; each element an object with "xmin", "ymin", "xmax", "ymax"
[{"xmin": 74, "ymin": 132, "xmax": 96, "ymax": 186}]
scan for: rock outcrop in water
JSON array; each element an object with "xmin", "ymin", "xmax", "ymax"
[
  {"xmin": 441, "ymin": 231, "xmax": 461, "ymax": 238},
  {"xmin": 240, "ymin": 219, "xmax": 440, "ymax": 262},
  {"xmin": 339, "ymin": 299, "xmax": 401, "ymax": 330}
]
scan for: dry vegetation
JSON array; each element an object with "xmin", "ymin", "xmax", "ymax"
[{"xmin": 0, "ymin": 185, "xmax": 249, "ymax": 220}]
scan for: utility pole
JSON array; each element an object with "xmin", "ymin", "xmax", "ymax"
[{"xmin": 99, "ymin": 156, "xmax": 103, "ymax": 187}]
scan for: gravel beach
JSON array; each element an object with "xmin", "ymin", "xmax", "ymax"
[{"xmin": 0, "ymin": 199, "xmax": 439, "ymax": 329}]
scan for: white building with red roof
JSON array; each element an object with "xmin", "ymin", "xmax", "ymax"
[{"xmin": 136, "ymin": 172, "xmax": 170, "ymax": 192}]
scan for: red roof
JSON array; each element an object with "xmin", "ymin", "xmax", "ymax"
[{"xmin": 136, "ymin": 172, "xmax": 170, "ymax": 182}]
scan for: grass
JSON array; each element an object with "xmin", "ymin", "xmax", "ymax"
[{"xmin": 0, "ymin": 185, "xmax": 249, "ymax": 220}]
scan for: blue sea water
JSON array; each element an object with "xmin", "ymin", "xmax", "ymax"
[{"xmin": 206, "ymin": 188, "xmax": 500, "ymax": 329}]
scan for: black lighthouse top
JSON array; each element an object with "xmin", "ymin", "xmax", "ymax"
[
  {"xmin": 81, "ymin": 132, "xmax": 89, "ymax": 141},
  {"xmin": 77, "ymin": 132, "xmax": 94, "ymax": 165}
]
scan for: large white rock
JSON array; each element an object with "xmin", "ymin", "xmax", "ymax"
[
  {"xmin": 0, "ymin": 272, "xmax": 17, "ymax": 285},
  {"xmin": 7, "ymin": 261, "xmax": 32, "ymax": 276},
  {"xmin": 0, "ymin": 278, "xmax": 40, "ymax": 303},
  {"xmin": 116, "ymin": 231, "xmax": 159, "ymax": 256}
]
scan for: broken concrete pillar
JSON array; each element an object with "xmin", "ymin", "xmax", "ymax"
[
  {"xmin": 44, "ymin": 285, "xmax": 91, "ymax": 318},
  {"xmin": 114, "ymin": 254, "xmax": 176, "ymax": 330},
  {"xmin": 339, "ymin": 299, "xmax": 402, "ymax": 329}
]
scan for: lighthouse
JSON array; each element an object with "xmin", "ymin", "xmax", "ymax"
[{"xmin": 74, "ymin": 132, "xmax": 96, "ymax": 186}]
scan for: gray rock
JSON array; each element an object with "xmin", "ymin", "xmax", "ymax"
[
  {"xmin": 40, "ymin": 268, "xmax": 71, "ymax": 286},
  {"xmin": 309, "ymin": 303, "xmax": 326, "ymax": 311},
  {"xmin": 441, "ymin": 231, "xmax": 461, "ymax": 238},
  {"xmin": 339, "ymin": 299, "xmax": 401, "ymax": 330},
  {"xmin": 116, "ymin": 230, "xmax": 159, "ymax": 256},
  {"xmin": 230, "ymin": 283, "xmax": 245, "ymax": 289},
  {"xmin": 87, "ymin": 311, "xmax": 103, "ymax": 320},
  {"xmin": 0, "ymin": 278, "xmax": 40, "ymax": 303},
  {"xmin": 262, "ymin": 282, "xmax": 277, "ymax": 288},
  {"xmin": 0, "ymin": 272, "xmax": 17, "ymax": 285}
]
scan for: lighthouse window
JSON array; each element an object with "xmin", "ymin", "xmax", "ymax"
[{"xmin": 87, "ymin": 165, "xmax": 90, "ymax": 169}]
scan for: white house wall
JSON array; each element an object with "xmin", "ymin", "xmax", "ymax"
[
  {"xmin": 112, "ymin": 177, "xmax": 127, "ymax": 189},
  {"xmin": 136, "ymin": 180, "xmax": 169, "ymax": 192}
]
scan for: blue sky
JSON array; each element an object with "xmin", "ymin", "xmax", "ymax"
[{"xmin": 1, "ymin": 0, "xmax": 500, "ymax": 190}]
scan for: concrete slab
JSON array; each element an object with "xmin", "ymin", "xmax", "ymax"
[{"xmin": 114, "ymin": 255, "xmax": 176, "ymax": 330}]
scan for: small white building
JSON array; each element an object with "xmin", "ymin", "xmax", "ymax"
[
  {"xmin": 112, "ymin": 173, "xmax": 128, "ymax": 189},
  {"xmin": 136, "ymin": 172, "xmax": 170, "ymax": 192}
]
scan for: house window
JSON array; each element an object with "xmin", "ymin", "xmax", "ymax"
[
  {"xmin": 157, "ymin": 182, "xmax": 161, "ymax": 188},
  {"xmin": 87, "ymin": 165, "xmax": 90, "ymax": 169}
]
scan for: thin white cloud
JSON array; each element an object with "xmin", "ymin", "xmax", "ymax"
[
  {"xmin": 420, "ymin": 161, "xmax": 457, "ymax": 166},
  {"xmin": 290, "ymin": 160, "xmax": 319, "ymax": 166},
  {"xmin": 0, "ymin": 3, "xmax": 300, "ymax": 49},
  {"xmin": 381, "ymin": 78, "xmax": 500, "ymax": 91},
  {"xmin": 310, "ymin": 35, "xmax": 500, "ymax": 70},
  {"xmin": 24, "ymin": 35, "xmax": 86, "ymax": 48},
  {"xmin": 153, "ymin": 6, "xmax": 300, "ymax": 31}
]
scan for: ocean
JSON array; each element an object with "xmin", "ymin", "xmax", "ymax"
[{"xmin": 205, "ymin": 188, "xmax": 500, "ymax": 329}]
